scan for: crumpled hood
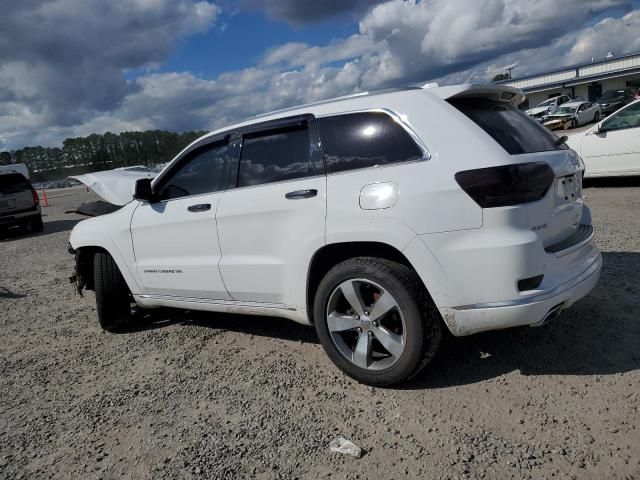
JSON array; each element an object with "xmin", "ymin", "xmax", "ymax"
[
  {"xmin": 544, "ymin": 114, "xmax": 574, "ymax": 120},
  {"xmin": 526, "ymin": 106, "xmax": 550, "ymax": 116},
  {"xmin": 69, "ymin": 169, "xmax": 155, "ymax": 206}
]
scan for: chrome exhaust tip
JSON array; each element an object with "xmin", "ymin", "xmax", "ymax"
[{"xmin": 530, "ymin": 303, "xmax": 564, "ymax": 328}]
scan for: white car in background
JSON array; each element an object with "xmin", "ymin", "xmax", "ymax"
[
  {"xmin": 567, "ymin": 100, "xmax": 640, "ymax": 177},
  {"xmin": 69, "ymin": 84, "xmax": 601, "ymax": 386},
  {"xmin": 542, "ymin": 101, "xmax": 601, "ymax": 130},
  {"xmin": 526, "ymin": 95, "xmax": 572, "ymax": 120}
]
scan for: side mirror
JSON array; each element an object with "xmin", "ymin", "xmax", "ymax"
[
  {"xmin": 134, "ymin": 178, "xmax": 154, "ymax": 202},
  {"xmin": 589, "ymin": 123, "xmax": 603, "ymax": 135}
]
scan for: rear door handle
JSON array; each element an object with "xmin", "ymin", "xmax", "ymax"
[
  {"xmin": 187, "ymin": 203, "xmax": 211, "ymax": 212},
  {"xmin": 285, "ymin": 189, "xmax": 318, "ymax": 200}
]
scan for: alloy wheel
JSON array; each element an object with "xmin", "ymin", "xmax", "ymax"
[{"xmin": 326, "ymin": 278, "xmax": 406, "ymax": 371}]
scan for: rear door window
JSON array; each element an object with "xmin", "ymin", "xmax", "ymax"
[
  {"xmin": 237, "ymin": 125, "xmax": 313, "ymax": 188},
  {"xmin": 449, "ymin": 98, "xmax": 567, "ymax": 155},
  {"xmin": 0, "ymin": 173, "xmax": 30, "ymax": 194},
  {"xmin": 317, "ymin": 111, "xmax": 424, "ymax": 174}
]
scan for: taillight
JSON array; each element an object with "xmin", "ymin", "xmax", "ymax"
[
  {"xmin": 32, "ymin": 188, "xmax": 40, "ymax": 205},
  {"xmin": 455, "ymin": 162, "xmax": 554, "ymax": 208}
]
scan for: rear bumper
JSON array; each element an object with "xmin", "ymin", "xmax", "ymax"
[
  {"xmin": 0, "ymin": 207, "xmax": 41, "ymax": 228},
  {"xmin": 440, "ymin": 250, "xmax": 601, "ymax": 336}
]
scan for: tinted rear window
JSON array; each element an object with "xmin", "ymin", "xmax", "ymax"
[
  {"xmin": 317, "ymin": 112, "xmax": 423, "ymax": 174},
  {"xmin": 449, "ymin": 98, "xmax": 566, "ymax": 155},
  {"xmin": 0, "ymin": 173, "xmax": 30, "ymax": 194}
]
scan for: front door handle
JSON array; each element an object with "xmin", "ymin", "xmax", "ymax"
[
  {"xmin": 187, "ymin": 203, "xmax": 211, "ymax": 212},
  {"xmin": 285, "ymin": 189, "xmax": 318, "ymax": 200}
]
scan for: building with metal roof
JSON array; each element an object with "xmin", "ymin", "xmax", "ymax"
[{"xmin": 497, "ymin": 50, "xmax": 640, "ymax": 108}]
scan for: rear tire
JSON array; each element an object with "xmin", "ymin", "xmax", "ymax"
[
  {"xmin": 594, "ymin": 111, "xmax": 601, "ymax": 122},
  {"xmin": 314, "ymin": 257, "xmax": 442, "ymax": 386},
  {"xmin": 94, "ymin": 252, "xmax": 133, "ymax": 332},
  {"xmin": 30, "ymin": 216, "xmax": 43, "ymax": 233}
]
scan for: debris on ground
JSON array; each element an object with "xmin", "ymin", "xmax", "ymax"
[{"xmin": 329, "ymin": 437, "xmax": 362, "ymax": 458}]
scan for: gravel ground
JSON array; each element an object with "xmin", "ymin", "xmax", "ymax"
[{"xmin": 1, "ymin": 183, "xmax": 639, "ymax": 480}]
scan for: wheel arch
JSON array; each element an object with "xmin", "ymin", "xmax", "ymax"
[
  {"xmin": 306, "ymin": 241, "xmax": 437, "ymax": 324},
  {"xmin": 72, "ymin": 241, "xmax": 141, "ymax": 294},
  {"xmin": 74, "ymin": 245, "xmax": 108, "ymax": 291}
]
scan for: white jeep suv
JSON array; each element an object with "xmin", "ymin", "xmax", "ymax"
[{"xmin": 69, "ymin": 84, "xmax": 601, "ymax": 386}]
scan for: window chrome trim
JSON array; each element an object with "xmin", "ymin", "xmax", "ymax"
[
  {"xmin": 148, "ymin": 108, "xmax": 433, "ymax": 198},
  {"xmin": 315, "ymin": 107, "xmax": 432, "ymax": 162}
]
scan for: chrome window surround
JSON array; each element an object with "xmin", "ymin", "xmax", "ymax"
[
  {"xmin": 315, "ymin": 107, "xmax": 431, "ymax": 162},
  {"xmin": 148, "ymin": 108, "xmax": 432, "ymax": 201}
]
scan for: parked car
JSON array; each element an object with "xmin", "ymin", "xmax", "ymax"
[
  {"xmin": 567, "ymin": 99, "xmax": 640, "ymax": 177},
  {"xmin": 542, "ymin": 101, "xmax": 601, "ymax": 130},
  {"xmin": 0, "ymin": 171, "xmax": 43, "ymax": 234},
  {"xmin": 69, "ymin": 84, "xmax": 601, "ymax": 386},
  {"xmin": 525, "ymin": 94, "xmax": 572, "ymax": 120},
  {"xmin": 595, "ymin": 88, "xmax": 636, "ymax": 115}
]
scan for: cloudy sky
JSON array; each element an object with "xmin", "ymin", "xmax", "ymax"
[{"xmin": 1, "ymin": 0, "xmax": 639, "ymax": 150}]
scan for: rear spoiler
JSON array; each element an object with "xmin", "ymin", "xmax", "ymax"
[{"xmin": 424, "ymin": 83, "xmax": 525, "ymax": 107}]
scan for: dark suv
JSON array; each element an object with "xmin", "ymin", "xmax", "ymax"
[
  {"xmin": 596, "ymin": 88, "xmax": 636, "ymax": 115},
  {"xmin": 0, "ymin": 172, "xmax": 43, "ymax": 234}
]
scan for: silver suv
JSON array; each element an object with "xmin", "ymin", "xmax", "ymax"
[{"xmin": 0, "ymin": 172, "xmax": 43, "ymax": 234}]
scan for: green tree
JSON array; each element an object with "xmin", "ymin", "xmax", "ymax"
[{"xmin": 1, "ymin": 129, "xmax": 208, "ymax": 182}]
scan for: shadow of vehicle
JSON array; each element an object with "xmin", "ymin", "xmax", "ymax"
[
  {"xmin": 0, "ymin": 287, "xmax": 26, "ymax": 299},
  {"xmin": 0, "ymin": 219, "xmax": 80, "ymax": 240},
  {"xmin": 121, "ymin": 307, "xmax": 320, "ymax": 344},
  {"xmin": 583, "ymin": 176, "xmax": 640, "ymax": 188},
  {"xmin": 109, "ymin": 252, "xmax": 638, "ymax": 387},
  {"xmin": 405, "ymin": 251, "xmax": 640, "ymax": 389}
]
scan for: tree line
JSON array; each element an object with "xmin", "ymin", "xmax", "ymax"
[{"xmin": 0, "ymin": 130, "xmax": 207, "ymax": 182}]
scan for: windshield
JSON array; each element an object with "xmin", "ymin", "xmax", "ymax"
[
  {"xmin": 550, "ymin": 106, "xmax": 577, "ymax": 115},
  {"xmin": 600, "ymin": 90, "xmax": 624, "ymax": 100}
]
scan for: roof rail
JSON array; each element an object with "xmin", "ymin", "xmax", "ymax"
[
  {"xmin": 251, "ymin": 91, "xmax": 370, "ymax": 119},
  {"xmin": 250, "ymin": 86, "xmax": 421, "ymax": 119}
]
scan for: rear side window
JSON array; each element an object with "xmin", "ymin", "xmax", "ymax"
[
  {"xmin": 237, "ymin": 125, "xmax": 312, "ymax": 187},
  {"xmin": 157, "ymin": 142, "xmax": 234, "ymax": 200},
  {"xmin": 449, "ymin": 98, "xmax": 566, "ymax": 155},
  {"xmin": 317, "ymin": 112, "xmax": 423, "ymax": 174},
  {"xmin": 0, "ymin": 173, "xmax": 30, "ymax": 194}
]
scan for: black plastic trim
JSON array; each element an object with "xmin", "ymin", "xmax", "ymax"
[{"xmin": 545, "ymin": 224, "xmax": 594, "ymax": 254}]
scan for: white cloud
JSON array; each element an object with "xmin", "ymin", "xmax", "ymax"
[
  {"xmin": 0, "ymin": 0, "xmax": 219, "ymax": 149},
  {"xmin": 1, "ymin": 0, "xmax": 639, "ymax": 151}
]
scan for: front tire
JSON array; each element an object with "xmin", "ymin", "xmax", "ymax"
[
  {"xmin": 314, "ymin": 257, "xmax": 442, "ymax": 386},
  {"xmin": 594, "ymin": 111, "xmax": 601, "ymax": 122},
  {"xmin": 94, "ymin": 252, "xmax": 133, "ymax": 332}
]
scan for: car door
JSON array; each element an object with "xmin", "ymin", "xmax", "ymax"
[
  {"xmin": 580, "ymin": 101, "xmax": 640, "ymax": 176},
  {"xmin": 130, "ymin": 137, "xmax": 239, "ymax": 299},
  {"xmin": 216, "ymin": 115, "xmax": 326, "ymax": 309},
  {"xmin": 576, "ymin": 103, "xmax": 587, "ymax": 125}
]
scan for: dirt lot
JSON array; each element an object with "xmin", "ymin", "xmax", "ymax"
[{"xmin": 1, "ymin": 183, "xmax": 639, "ymax": 480}]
